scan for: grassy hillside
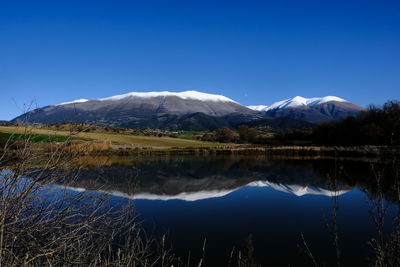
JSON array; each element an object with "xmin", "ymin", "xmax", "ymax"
[{"xmin": 0, "ymin": 126, "xmax": 222, "ymax": 149}]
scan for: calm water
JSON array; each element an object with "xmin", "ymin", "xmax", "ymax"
[{"xmin": 67, "ymin": 156, "xmax": 399, "ymax": 266}]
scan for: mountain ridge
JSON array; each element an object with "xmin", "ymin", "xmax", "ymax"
[
  {"xmin": 12, "ymin": 90, "xmax": 364, "ymax": 130},
  {"xmin": 247, "ymin": 95, "xmax": 348, "ymax": 111},
  {"xmin": 247, "ymin": 95, "xmax": 364, "ymax": 123},
  {"xmin": 56, "ymin": 90, "xmax": 237, "ymax": 106}
]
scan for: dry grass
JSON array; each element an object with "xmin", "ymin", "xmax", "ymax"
[
  {"xmin": 0, "ymin": 126, "xmax": 179, "ymax": 266},
  {"xmin": 0, "ymin": 125, "xmax": 222, "ymax": 149}
]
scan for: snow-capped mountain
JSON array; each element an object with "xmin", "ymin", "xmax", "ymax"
[
  {"xmin": 248, "ymin": 95, "xmax": 364, "ymax": 123},
  {"xmin": 96, "ymin": 90, "xmax": 237, "ymax": 103},
  {"xmin": 266, "ymin": 96, "xmax": 347, "ymax": 110},
  {"xmin": 13, "ymin": 90, "xmax": 260, "ymax": 130},
  {"xmin": 55, "ymin": 91, "xmax": 237, "ymax": 106},
  {"xmin": 247, "ymin": 96, "xmax": 347, "ymax": 111},
  {"xmin": 13, "ymin": 90, "xmax": 364, "ymax": 129}
]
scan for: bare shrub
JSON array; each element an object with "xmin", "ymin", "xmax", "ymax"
[
  {"xmin": 299, "ymin": 159, "xmax": 400, "ymax": 267},
  {"xmin": 368, "ymin": 163, "xmax": 400, "ymax": 267},
  {"xmin": 0, "ymin": 126, "xmax": 176, "ymax": 266}
]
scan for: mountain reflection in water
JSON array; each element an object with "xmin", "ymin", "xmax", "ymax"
[
  {"xmin": 63, "ymin": 156, "xmax": 353, "ymax": 201},
  {"xmin": 55, "ymin": 156, "xmax": 398, "ymax": 266}
]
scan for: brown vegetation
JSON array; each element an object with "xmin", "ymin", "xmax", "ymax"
[
  {"xmin": 60, "ymin": 140, "xmax": 112, "ymax": 154},
  {"xmin": 45, "ymin": 123, "xmax": 178, "ymax": 138},
  {"xmin": 0, "ymin": 127, "xmax": 178, "ymax": 266}
]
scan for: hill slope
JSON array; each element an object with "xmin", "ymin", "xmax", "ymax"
[
  {"xmin": 248, "ymin": 96, "xmax": 364, "ymax": 123},
  {"xmin": 13, "ymin": 91, "xmax": 260, "ymax": 130}
]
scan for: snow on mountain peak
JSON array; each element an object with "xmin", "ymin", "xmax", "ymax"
[
  {"xmin": 306, "ymin": 96, "xmax": 347, "ymax": 106},
  {"xmin": 57, "ymin": 99, "xmax": 88, "ymax": 106},
  {"xmin": 98, "ymin": 90, "xmax": 237, "ymax": 103},
  {"xmin": 55, "ymin": 92, "xmax": 346, "ymax": 110},
  {"xmin": 268, "ymin": 96, "xmax": 308, "ymax": 110},
  {"xmin": 247, "ymin": 105, "xmax": 269, "ymax": 111},
  {"xmin": 56, "ymin": 91, "xmax": 237, "ymax": 106},
  {"xmin": 265, "ymin": 96, "xmax": 347, "ymax": 111}
]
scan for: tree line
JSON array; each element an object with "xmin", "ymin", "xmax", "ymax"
[
  {"xmin": 312, "ymin": 100, "xmax": 400, "ymax": 146},
  {"xmin": 201, "ymin": 100, "xmax": 400, "ymax": 146}
]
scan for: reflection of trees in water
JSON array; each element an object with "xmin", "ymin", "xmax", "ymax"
[
  {"xmin": 66, "ymin": 156, "xmax": 400, "ymax": 203},
  {"xmin": 301, "ymin": 161, "xmax": 400, "ymax": 266},
  {"xmin": 64, "ymin": 156, "xmax": 352, "ymax": 198},
  {"xmin": 311, "ymin": 160, "xmax": 400, "ymax": 203}
]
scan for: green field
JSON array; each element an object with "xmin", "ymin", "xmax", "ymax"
[
  {"xmin": 0, "ymin": 126, "xmax": 222, "ymax": 148},
  {"xmin": 0, "ymin": 132, "xmax": 74, "ymax": 143}
]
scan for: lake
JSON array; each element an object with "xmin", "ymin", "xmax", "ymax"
[{"xmin": 64, "ymin": 155, "xmax": 399, "ymax": 266}]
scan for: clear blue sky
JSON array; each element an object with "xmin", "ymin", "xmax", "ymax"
[{"xmin": 1, "ymin": 0, "xmax": 399, "ymax": 120}]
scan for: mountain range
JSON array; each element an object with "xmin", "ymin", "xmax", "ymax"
[
  {"xmin": 12, "ymin": 90, "xmax": 365, "ymax": 130},
  {"xmin": 247, "ymin": 96, "xmax": 364, "ymax": 123}
]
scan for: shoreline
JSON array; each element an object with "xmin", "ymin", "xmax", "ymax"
[
  {"xmin": 2, "ymin": 142, "xmax": 400, "ymax": 165},
  {"xmin": 105, "ymin": 144, "xmax": 400, "ymax": 158},
  {"xmin": 4, "ymin": 144, "xmax": 399, "ymax": 158}
]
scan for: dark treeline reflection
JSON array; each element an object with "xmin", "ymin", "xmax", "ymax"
[{"xmin": 61, "ymin": 155, "xmax": 399, "ymax": 203}]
